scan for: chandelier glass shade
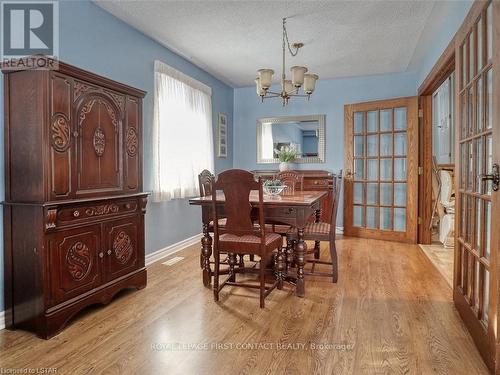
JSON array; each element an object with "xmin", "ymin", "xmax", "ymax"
[{"xmin": 255, "ymin": 18, "xmax": 318, "ymax": 106}]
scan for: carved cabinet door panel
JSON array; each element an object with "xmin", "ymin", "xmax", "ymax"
[
  {"xmin": 75, "ymin": 94, "xmax": 122, "ymax": 195},
  {"xmin": 103, "ymin": 216, "xmax": 142, "ymax": 282},
  {"xmin": 49, "ymin": 73, "xmax": 73, "ymax": 200},
  {"xmin": 47, "ymin": 225, "xmax": 102, "ymax": 306}
]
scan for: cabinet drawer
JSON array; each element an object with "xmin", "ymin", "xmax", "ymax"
[
  {"xmin": 48, "ymin": 199, "xmax": 139, "ymax": 230},
  {"xmin": 303, "ymin": 178, "xmax": 331, "ymax": 188},
  {"xmin": 264, "ymin": 206, "xmax": 298, "ymax": 219},
  {"xmin": 264, "ymin": 202, "xmax": 321, "ymax": 227}
]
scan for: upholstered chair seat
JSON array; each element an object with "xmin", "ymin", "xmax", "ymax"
[
  {"xmin": 219, "ymin": 232, "xmax": 282, "ymax": 254},
  {"xmin": 288, "ymin": 222, "xmax": 331, "ymax": 238}
]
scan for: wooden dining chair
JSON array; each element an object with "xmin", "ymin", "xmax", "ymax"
[
  {"xmin": 287, "ymin": 171, "xmax": 343, "ymax": 283},
  {"xmin": 201, "ymin": 168, "xmax": 258, "ymax": 265},
  {"xmin": 198, "ymin": 169, "xmax": 228, "ymax": 268},
  {"xmin": 211, "ymin": 169, "xmax": 283, "ymax": 308},
  {"xmin": 264, "ymin": 171, "xmax": 303, "ymax": 236},
  {"xmin": 276, "ymin": 171, "xmax": 304, "ymax": 195},
  {"xmin": 198, "ymin": 169, "xmax": 214, "ymax": 197}
]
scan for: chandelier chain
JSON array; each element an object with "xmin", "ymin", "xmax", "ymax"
[{"xmin": 283, "ymin": 18, "xmax": 299, "ymax": 57}]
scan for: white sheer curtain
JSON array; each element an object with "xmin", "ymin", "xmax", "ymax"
[
  {"xmin": 261, "ymin": 122, "xmax": 274, "ymax": 159},
  {"xmin": 153, "ymin": 60, "xmax": 214, "ymax": 202}
]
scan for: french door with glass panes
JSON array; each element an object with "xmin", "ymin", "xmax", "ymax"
[
  {"xmin": 344, "ymin": 97, "xmax": 418, "ymax": 243},
  {"xmin": 453, "ymin": 1, "xmax": 499, "ymax": 371}
]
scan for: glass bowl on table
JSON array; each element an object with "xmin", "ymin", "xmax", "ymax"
[{"xmin": 263, "ymin": 179, "xmax": 286, "ymax": 198}]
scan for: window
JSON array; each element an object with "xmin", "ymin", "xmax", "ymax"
[{"xmin": 153, "ymin": 60, "xmax": 214, "ymax": 202}]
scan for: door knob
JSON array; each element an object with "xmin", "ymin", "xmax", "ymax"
[
  {"xmin": 99, "ymin": 252, "xmax": 104, "ymax": 258},
  {"xmin": 478, "ymin": 163, "xmax": 499, "ymax": 191}
]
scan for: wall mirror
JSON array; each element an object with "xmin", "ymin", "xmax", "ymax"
[{"xmin": 256, "ymin": 114, "xmax": 325, "ymax": 164}]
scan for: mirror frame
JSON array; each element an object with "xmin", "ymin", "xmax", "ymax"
[{"xmin": 256, "ymin": 114, "xmax": 326, "ymax": 164}]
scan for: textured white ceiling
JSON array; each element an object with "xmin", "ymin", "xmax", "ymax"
[{"xmin": 94, "ymin": 0, "xmax": 436, "ymax": 87}]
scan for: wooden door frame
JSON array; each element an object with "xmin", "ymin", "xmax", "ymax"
[
  {"xmin": 417, "ymin": 39, "xmax": 456, "ymax": 245},
  {"xmin": 344, "ymin": 96, "xmax": 418, "ymax": 243}
]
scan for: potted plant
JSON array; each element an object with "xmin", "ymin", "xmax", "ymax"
[{"xmin": 275, "ymin": 145, "xmax": 299, "ymax": 171}]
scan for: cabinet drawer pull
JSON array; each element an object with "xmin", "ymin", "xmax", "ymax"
[
  {"xmin": 73, "ymin": 210, "xmax": 80, "ymax": 217},
  {"xmin": 99, "ymin": 252, "xmax": 104, "ymax": 258},
  {"xmin": 107, "ymin": 249, "xmax": 112, "ymax": 256}
]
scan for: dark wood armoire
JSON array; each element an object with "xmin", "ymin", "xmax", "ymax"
[{"xmin": 2, "ymin": 61, "xmax": 148, "ymax": 338}]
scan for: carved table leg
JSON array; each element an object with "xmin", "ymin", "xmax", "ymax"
[
  {"xmin": 295, "ymin": 228, "xmax": 307, "ymax": 297},
  {"xmin": 286, "ymin": 239, "xmax": 296, "ymax": 269},
  {"xmin": 285, "ymin": 238, "xmax": 293, "ymax": 273},
  {"xmin": 201, "ymin": 223, "xmax": 213, "ymax": 287}
]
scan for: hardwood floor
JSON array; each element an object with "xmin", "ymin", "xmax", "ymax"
[
  {"xmin": 0, "ymin": 237, "xmax": 489, "ymax": 375},
  {"xmin": 419, "ymin": 242, "xmax": 454, "ymax": 287}
]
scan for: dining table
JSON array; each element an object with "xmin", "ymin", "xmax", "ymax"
[{"xmin": 188, "ymin": 190, "xmax": 326, "ymax": 297}]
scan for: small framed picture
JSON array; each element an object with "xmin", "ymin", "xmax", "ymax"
[{"xmin": 217, "ymin": 113, "xmax": 228, "ymax": 158}]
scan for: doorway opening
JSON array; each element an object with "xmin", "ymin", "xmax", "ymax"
[{"xmin": 420, "ymin": 73, "xmax": 456, "ymax": 286}]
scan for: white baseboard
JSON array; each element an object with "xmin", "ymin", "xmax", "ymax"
[
  {"xmin": 0, "ymin": 310, "xmax": 4, "ymax": 330},
  {"xmin": 145, "ymin": 233, "xmax": 201, "ymax": 266}
]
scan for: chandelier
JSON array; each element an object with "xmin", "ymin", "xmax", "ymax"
[{"xmin": 255, "ymin": 18, "xmax": 318, "ymax": 106}]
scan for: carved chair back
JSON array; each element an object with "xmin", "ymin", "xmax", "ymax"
[
  {"xmin": 328, "ymin": 171, "xmax": 343, "ymax": 239},
  {"xmin": 198, "ymin": 169, "xmax": 214, "ymax": 197},
  {"xmin": 276, "ymin": 171, "xmax": 304, "ymax": 196},
  {"xmin": 211, "ymin": 169, "xmax": 265, "ymax": 240}
]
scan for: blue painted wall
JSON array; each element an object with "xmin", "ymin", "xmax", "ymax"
[
  {"xmin": 0, "ymin": 0, "xmax": 234, "ymax": 310},
  {"xmin": 233, "ymin": 72, "xmax": 419, "ymax": 227},
  {"xmin": 234, "ymin": 71, "xmax": 418, "ymax": 173},
  {"xmin": 414, "ymin": 0, "xmax": 473, "ymax": 86}
]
